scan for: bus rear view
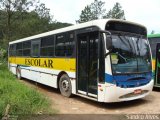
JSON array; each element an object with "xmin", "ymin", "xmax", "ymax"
[{"xmin": 101, "ymin": 20, "xmax": 153, "ymax": 102}]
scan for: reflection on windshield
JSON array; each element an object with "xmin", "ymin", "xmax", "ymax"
[{"xmin": 111, "ymin": 34, "xmax": 151, "ymax": 74}]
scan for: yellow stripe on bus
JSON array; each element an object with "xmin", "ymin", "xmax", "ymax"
[
  {"xmin": 9, "ymin": 57, "xmax": 76, "ymax": 72},
  {"xmin": 152, "ymin": 59, "xmax": 155, "ymax": 71}
]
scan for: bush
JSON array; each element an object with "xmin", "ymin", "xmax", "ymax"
[{"xmin": 0, "ymin": 48, "xmax": 7, "ymax": 64}]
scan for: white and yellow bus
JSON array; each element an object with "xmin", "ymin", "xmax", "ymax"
[{"xmin": 8, "ymin": 19, "xmax": 153, "ymax": 102}]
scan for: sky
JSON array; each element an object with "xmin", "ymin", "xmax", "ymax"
[{"xmin": 40, "ymin": 0, "xmax": 160, "ymax": 34}]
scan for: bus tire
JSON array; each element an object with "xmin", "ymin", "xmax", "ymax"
[
  {"xmin": 16, "ymin": 66, "xmax": 22, "ymax": 80},
  {"xmin": 59, "ymin": 74, "xmax": 72, "ymax": 97}
]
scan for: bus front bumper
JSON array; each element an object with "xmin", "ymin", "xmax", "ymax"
[{"xmin": 103, "ymin": 79, "xmax": 154, "ymax": 103}]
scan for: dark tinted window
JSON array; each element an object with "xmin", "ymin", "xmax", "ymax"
[
  {"xmin": 9, "ymin": 44, "xmax": 16, "ymax": 56},
  {"xmin": 66, "ymin": 32, "xmax": 75, "ymax": 56},
  {"xmin": 32, "ymin": 44, "xmax": 39, "ymax": 57},
  {"xmin": 16, "ymin": 42, "xmax": 23, "ymax": 49},
  {"xmin": 17, "ymin": 50, "xmax": 23, "ymax": 56},
  {"xmin": 55, "ymin": 34, "xmax": 65, "ymax": 56},
  {"xmin": 40, "ymin": 35, "xmax": 54, "ymax": 57},
  {"xmin": 41, "ymin": 35, "xmax": 54, "ymax": 47},
  {"xmin": 41, "ymin": 47, "xmax": 54, "ymax": 56},
  {"xmin": 55, "ymin": 32, "xmax": 75, "ymax": 57},
  {"xmin": 16, "ymin": 42, "xmax": 23, "ymax": 56},
  {"xmin": 23, "ymin": 49, "xmax": 31, "ymax": 56},
  {"xmin": 32, "ymin": 40, "xmax": 40, "ymax": 57},
  {"xmin": 23, "ymin": 41, "xmax": 31, "ymax": 49},
  {"xmin": 23, "ymin": 41, "xmax": 31, "ymax": 56}
]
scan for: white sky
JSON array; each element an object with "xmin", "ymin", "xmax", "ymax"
[{"xmin": 40, "ymin": 0, "xmax": 160, "ymax": 34}]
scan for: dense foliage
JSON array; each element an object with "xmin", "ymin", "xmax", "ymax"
[
  {"xmin": 77, "ymin": 0, "xmax": 125, "ymax": 23},
  {"xmin": 0, "ymin": 63, "xmax": 57, "ymax": 117},
  {"xmin": 0, "ymin": 0, "xmax": 72, "ymax": 49},
  {"xmin": 103, "ymin": 2, "xmax": 125, "ymax": 20}
]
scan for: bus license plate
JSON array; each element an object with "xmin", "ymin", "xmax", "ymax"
[{"xmin": 134, "ymin": 89, "xmax": 142, "ymax": 94}]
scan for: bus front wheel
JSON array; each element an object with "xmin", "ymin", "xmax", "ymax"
[
  {"xmin": 59, "ymin": 74, "xmax": 72, "ymax": 97},
  {"xmin": 16, "ymin": 66, "xmax": 22, "ymax": 80}
]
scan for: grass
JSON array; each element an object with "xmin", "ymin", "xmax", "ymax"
[{"xmin": 0, "ymin": 63, "xmax": 57, "ymax": 117}]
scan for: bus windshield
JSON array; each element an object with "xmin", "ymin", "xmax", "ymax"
[{"xmin": 110, "ymin": 34, "xmax": 152, "ymax": 74}]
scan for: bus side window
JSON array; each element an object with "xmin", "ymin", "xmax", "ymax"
[
  {"xmin": 55, "ymin": 33, "xmax": 65, "ymax": 56},
  {"xmin": 40, "ymin": 35, "xmax": 54, "ymax": 57},
  {"xmin": 16, "ymin": 42, "xmax": 23, "ymax": 56},
  {"xmin": 23, "ymin": 41, "xmax": 31, "ymax": 57},
  {"xmin": 66, "ymin": 32, "xmax": 75, "ymax": 56},
  {"xmin": 31, "ymin": 40, "xmax": 40, "ymax": 57},
  {"xmin": 9, "ymin": 44, "xmax": 16, "ymax": 56},
  {"xmin": 55, "ymin": 32, "xmax": 75, "ymax": 57}
]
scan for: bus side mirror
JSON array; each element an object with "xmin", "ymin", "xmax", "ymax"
[{"xmin": 106, "ymin": 34, "xmax": 112, "ymax": 50}]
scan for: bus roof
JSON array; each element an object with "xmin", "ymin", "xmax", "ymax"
[
  {"xmin": 148, "ymin": 34, "xmax": 160, "ymax": 38},
  {"xmin": 9, "ymin": 19, "xmax": 147, "ymax": 44}
]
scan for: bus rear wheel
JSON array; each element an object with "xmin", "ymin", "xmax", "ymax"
[
  {"xmin": 16, "ymin": 66, "xmax": 22, "ymax": 80},
  {"xmin": 59, "ymin": 74, "xmax": 72, "ymax": 97}
]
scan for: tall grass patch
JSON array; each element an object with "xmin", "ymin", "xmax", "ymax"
[{"xmin": 0, "ymin": 64, "xmax": 57, "ymax": 116}]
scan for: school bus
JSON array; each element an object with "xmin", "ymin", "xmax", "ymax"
[{"xmin": 8, "ymin": 19, "xmax": 153, "ymax": 102}]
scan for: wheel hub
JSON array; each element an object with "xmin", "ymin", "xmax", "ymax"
[{"xmin": 62, "ymin": 80, "xmax": 69, "ymax": 91}]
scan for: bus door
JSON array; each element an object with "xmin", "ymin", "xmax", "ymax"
[
  {"xmin": 77, "ymin": 31, "xmax": 99, "ymax": 97},
  {"xmin": 155, "ymin": 43, "xmax": 160, "ymax": 85}
]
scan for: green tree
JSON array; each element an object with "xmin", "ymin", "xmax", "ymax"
[
  {"xmin": 77, "ymin": 0, "xmax": 106, "ymax": 23},
  {"xmin": 76, "ymin": 5, "xmax": 94, "ymax": 23},
  {"xmin": 0, "ymin": 0, "xmax": 72, "ymax": 49},
  {"xmin": 0, "ymin": 0, "xmax": 54, "ymax": 45},
  {"xmin": 12, "ymin": 11, "xmax": 49, "ymax": 39},
  {"xmin": 35, "ymin": 3, "xmax": 52, "ymax": 21},
  {"xmin": 104, "ymin": 2, "xmax": 125, "ymax": 20},
  {"xmin": 90, "ymin": 0, "xmax": 106, "ymax": 19},
  {"xmin": 0, "ymin": 0, "xmax": 36, "ymax": 47}
]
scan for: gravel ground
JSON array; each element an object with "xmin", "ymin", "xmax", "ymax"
[{"xmin": 21, "ymin": 79, "xmax": 160, "ymax": 114}]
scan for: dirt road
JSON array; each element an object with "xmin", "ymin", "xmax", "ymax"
[{"xmin": 21, "ymin": 79, "xmax": 160, "ymax": 114}]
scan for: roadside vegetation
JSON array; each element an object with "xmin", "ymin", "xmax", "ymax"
[
  {"xmin": 0, "ymin": 0, "xmax": 125, "ymax": 118},
  {"xmin": 0, "ymin": 63, "xmax": 57, "ymax": 117}
]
